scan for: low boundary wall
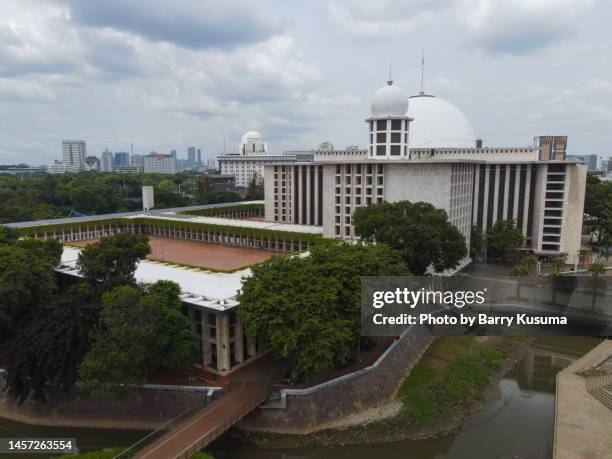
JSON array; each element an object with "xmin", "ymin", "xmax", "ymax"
[{"xmin": 239, "ymin": 328, "xmax": 433, "ymax": 433}]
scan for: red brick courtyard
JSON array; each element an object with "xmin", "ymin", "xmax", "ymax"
[{"xmin": 70, "ymin": 235, "xmax": 279, "ymax": 271}]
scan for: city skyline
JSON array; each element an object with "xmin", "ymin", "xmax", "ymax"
[{"xmin": 1, "ymin": 0, "xmax": 612, "ymax": 165}]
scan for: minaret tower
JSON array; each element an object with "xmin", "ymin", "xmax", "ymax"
[{"xmin": 366, "ymin": 70, "xmax": 412, "ymax": 160}]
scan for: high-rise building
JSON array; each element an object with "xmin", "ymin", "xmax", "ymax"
[
  {"xmin": 218, "ymin": 131, "xmax": 277, "ymax": 187},
  {"xmin": 566, "ymin": 154, "xmax": 598, "ymax": 171},
  {"xmin": 197, "ymin": 148, "xmax": 202, "ymax": 165},
  {"xmin": 113, "ymin": 152, "xmax": 130, "ymax": 169},
  {"xmin": 144, "ymin": 154, "xmax": 177, "ymax": 174},
  {"xmin": 264, "ymin": 80, "xmax": 586, "ymax": 259},
  {"xmin": 101, "ymin": 148, "xmax": 113, "ymax": 172},
  {"xmin": 187, "ymin": 146, "xmax": 196, "ymax": 166},
  {"xmin": 62, "ymin": 140, "xmax": 86, "ymax": 172},
  {"xmin": 534, "ymin": 136, "xmax": 567, "ymax": 160}
]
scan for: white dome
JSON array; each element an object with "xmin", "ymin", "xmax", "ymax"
[
  {"xmin": 370, "ymin": 81, "xmax": 409, "ymax": 118},
  {"xmin": 241, "ymin": 130, "xmax": 262, "ymax": 143},
  {"xmin": 407, "ymin": 94, "xmax": 476, "ymax": 149}
]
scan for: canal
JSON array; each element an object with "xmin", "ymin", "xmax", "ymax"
[{"xmin": 0, "ymin": 337, "xmax": 601, "ymax": 458}]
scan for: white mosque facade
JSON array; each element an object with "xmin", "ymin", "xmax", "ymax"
[{"xmin": 264, "ymin": 80, "xmax": 587, "ymax": 261}]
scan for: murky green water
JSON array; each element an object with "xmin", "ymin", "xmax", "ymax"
[{"xmin": 0, "ymin": 337, "xmax": 601, "ymax": 458}]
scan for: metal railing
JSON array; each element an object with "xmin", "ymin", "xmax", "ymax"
[
  {"xmin": 172, "ymin": 385, "xmax": 270, "ymax": 459},
  {"xmin": 111, "ymin": 388, "xmax": 224, "ymax": 459}
]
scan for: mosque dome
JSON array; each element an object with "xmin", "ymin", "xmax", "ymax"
[
  {"xmin": 407, "ymin": 93, "xmax": 476, "ymax": 149},
  {"xmin": 241, "ymin": 131, "xmax": 262, "ymax": 143},
  {"xmin": 370, "ymin": 81, "xmax": 410, "ymax": 118}
]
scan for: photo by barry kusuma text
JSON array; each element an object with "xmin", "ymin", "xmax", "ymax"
[{"xmin": 361, "ymin": 275, "xmax": 612, "ymax": 337}]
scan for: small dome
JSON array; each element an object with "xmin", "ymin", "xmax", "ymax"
[
  {"xmin": 241, "ymin": 131, "xmax": 262, "ymax": 143},
  {"xmin": 407, "ymin": 93, "xmax": 476, "ymax": 149},
  {"xmin": 370, "ymin": 81, "xmax": 409, "ymax": 118}
]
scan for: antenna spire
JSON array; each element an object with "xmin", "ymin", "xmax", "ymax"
[
  {"xmin": 387, "ymin": 62, "xmax": 393, "ymax": 85},
  {"xmin": 419, "ymin": 45, "xmax": 425, "ymax": 94}
]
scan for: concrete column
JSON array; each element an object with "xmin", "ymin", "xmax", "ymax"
[
  {"xmin": 306, "ymin": 166, "xmax": 312, "ymax": 225},
  {"xmin": 523, "ymin": 166, "xmax": 532, "ymax": 235},
  {"xmin": 234, "ymin": 317, "xmax": 244, "ymax": 363},
  {"xmin": 513, "ymin": 165, "xmax": 521, "ymax": 220},
  {"xmin": 492, "ymin": 164, "xmax": 500, "ymax": 226},
  {"xmin": 472, "ymin": 165, "xmax": 480, "ymax": 225},
  {"xmin": 314, "ymin": 165, "xmax": 320, "ymax": 226},
  {"xmin": 482, "ymin": 166, "xmax": 490, "ymax": 231},
  {"xmin": 298, "ymin": 165, "xmax": 304, "ymax": 224},
  {"xmin": 215, "ymin": 314, "xmax": 231, "ymax": 372},
  {"xmin": 202, "ymin": 312, "xmax": 212, "ymax": 366},
  {"xmin": 247, "ymin": 333, "xmax": 256, "ymax": 357},
  {"xmin": 502, "ymin": 164, "xmax": 511, "ymax": 219}
]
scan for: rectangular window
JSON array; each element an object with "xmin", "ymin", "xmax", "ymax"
[
  {"xmin": 391, "ymin": 119, "xmax": 402, "ymax": 130},
  {"xmin": 390, "ymin": 145, "xmax": 401, "ymax": 155},
  {"xmin": 391, "ymin": 132, "xmax": 401, "ymax": 143},
  {"xmin": 377, "ymin": 120, "xmax": 387, "ymax": 130},
  {"xmin": 376, "ymin": 132, "xmax": 386, "ymax": 143},
  {"xmin": 376, "ymin": 145, "xmax": 387, "ymax": 156}
]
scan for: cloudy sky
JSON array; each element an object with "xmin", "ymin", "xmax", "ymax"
[{"xmin": 1, "ymin": 0, "xmax": 612, "ymax": 165}]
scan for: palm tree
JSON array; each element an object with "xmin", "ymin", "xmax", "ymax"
[
  {"xmin": 548, "ymin": 253, "xmax": 568, "ymax": 305},
  {"xmin": 578, "ymin": 248, "xmax": 593, "ymax": 267},
  {"xmin": 587, "ymin": 262, "xmax": 607, "ymax": 310},
  {"xmin": 511, "ymin": 253, "xmax": 538, "ymax": 299}
]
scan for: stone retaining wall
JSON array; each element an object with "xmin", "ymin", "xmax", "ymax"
[
  {"xmin": 239, "ymin": 330, "xmax": 433, "ymax": 434},
  {"xmin": 0, "ymin": 374, "xmax": 216, "ymax": 430}
]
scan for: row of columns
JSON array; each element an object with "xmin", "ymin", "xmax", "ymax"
[{"xmin": 188, "ymin": 307, "xmax": 257, "ymax": 374}]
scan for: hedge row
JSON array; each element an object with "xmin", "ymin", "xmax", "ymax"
[
  {"xmin": 16, "ymin": 216, "xmax": 323, "ymax": 246},
  {"xmin": 177, "ymin": 203, "xmax": 264, "ymax": 217}
]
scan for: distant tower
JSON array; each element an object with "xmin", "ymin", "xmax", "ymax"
[
  {"xmin": 366, "ymin": 74, "xmax": 411, "ymax": 160},
  {"xmin": 239, "ymin": 131, "xmax": 267, "ymax": 155},
  {"xmin": 62, "ymin": 140, "xmax": 87, "ymax": 172}
]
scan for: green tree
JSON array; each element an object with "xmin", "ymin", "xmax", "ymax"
[
  {"xmin": 0, "ymin": 226, "xmax": 20, "ymax": 244},
  {"xmin": 80, "ymin": 281, "xmax": 199, "ymax": 398},
  {"xmin": 2, "ymin": 283, "xmax": 100, "ymax": 403},
  {"xmin": 470, "ymin": 225, "xmax": 485, "ymax": 261},
  {"xmin": 246, "ymin": 174, "xmax": 264, "ymax": 200},
  {"xmin": 548, "ymin": 253, "xmax": 568, "ymax": 305},
  {"xmin": 237, "ymin": 243, "xmax": 408, "ymax": 382},
  {"xmin": 586, "ymin": 262, "xmax": 607, "ymax": 310},
  {"xmin": 77, "ymin": 233, "xmax": 151, "ymax": 289},
  {"xmin": 353, "ymin": 201, "xmax": 467, "ymax": 275},
  {"xmin": 0, "ymin": 242, "xmax": 60, "ymax": 344},
  {"xmin": 486, "ymin": 219, "xmax": 524, "ymax": 263},
  {"xmin": 510, "ymin": 253, "xmax": 538, "ymax": 299}
]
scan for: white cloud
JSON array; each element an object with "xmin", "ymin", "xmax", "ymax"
[
  {"xmin": 327, "ymin": 0, "xmax": 456, "ymax": 41},
  {"xmin": 464, "ymin": 0, "xmax": 597, "ymax": 55}
]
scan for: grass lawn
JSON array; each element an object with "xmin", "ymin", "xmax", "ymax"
[{"xmin": 397, "ymin": 336, "xmax": 514, "ymax": 421}]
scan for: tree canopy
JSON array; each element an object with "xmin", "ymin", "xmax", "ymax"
[
  {"xmin": 353, "ymin": 200, "xmax": 467, "ymax": 275},
  {"xmin": 585, "ymin": 174, "xmax": 612, "ymax": 249},
  {"xmin": 80, "ymin": 281, "xmax": 199, "ymax": 398},
  {"xmin": 486, "ymin": 219, "xmax": 524, "ymax": 263},
  {"xmin": 77, "ymin": 233, "xmax": 151, "ymax": 288},
  {"xmin": 237, "ymin": 242, "xmax": 409, "ymax": 381},
  {"xmin": 0, "ymin": 171, "xmax": 251, "ymax": 224}
]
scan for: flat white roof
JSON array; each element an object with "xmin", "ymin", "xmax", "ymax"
[
  {"xmin": 59, "ymin": 247, "xmax": 247, "ymax": 312},
  {"xmin": 134, "ymin": 214, "xmax": 323, "ymax": 235}
]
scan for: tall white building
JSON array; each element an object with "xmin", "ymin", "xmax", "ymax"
[
  {"xmin": 62, "ymin": 140, "xmax": 86, "ymax": 172},
  {"xmin": 264, "ymin": 80, "xmax": 587, "ymax": 260},
  {"xmin": 218, "ymin": 131, "xmax": 275, "ymax": 187},
  {"xmin": 144, "ymin": 153, "xmax": 177, "ymax": 174},
  {"xmin": 101, "ymin": 148, "xmax": 113, "ymax": 172}
]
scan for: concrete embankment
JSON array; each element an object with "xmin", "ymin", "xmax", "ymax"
[{"xmin": 553, "ymin": 339, "xmax": 612, "ymax": 459}]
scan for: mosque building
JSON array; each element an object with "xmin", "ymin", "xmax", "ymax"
[{"xmin": 264, "ymin": 78, "xmax": 586, "ymax": 261}]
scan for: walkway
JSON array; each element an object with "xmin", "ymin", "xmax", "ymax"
[
  {"xmin": 135, "ymin": 381, "xmax": 270, "ymax": 459},
  {"xmin": 553, "ymin": 339, "xmax": 612, "ymax": 459}
]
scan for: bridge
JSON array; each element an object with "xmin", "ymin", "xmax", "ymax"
[{"xmin": 134, "ymin": 381, "xmax": 270, "ymax": 459}]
